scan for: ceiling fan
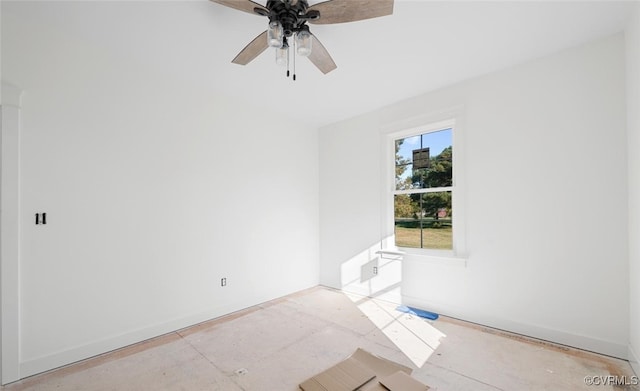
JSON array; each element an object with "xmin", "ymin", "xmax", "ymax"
[{"xmin": 210, "ymin": 0, "xmax": 394, "ymax": 79}]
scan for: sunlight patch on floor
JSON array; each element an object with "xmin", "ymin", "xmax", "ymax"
[{"xmin": 345, "ymin": 293, "xmax": 446, "ymax": 368}]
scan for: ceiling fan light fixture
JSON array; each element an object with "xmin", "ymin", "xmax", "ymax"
[
  {"xmin": 267, "ymin": 21, "xmax": 284, "ymax": 47},
  {"xmin": 295, "ymin": 29, "xmax": 312, "ymax": 57},
  {"xmin": 212, "ymin": 0, "xmax": 395, "ymax": 76}
]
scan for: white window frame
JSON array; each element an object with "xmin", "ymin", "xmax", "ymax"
[{"xmin": 382, "ymin": 113, "xmax": 467, "ymax": 264}]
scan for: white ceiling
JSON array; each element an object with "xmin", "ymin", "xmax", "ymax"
[{"xmin": 3, "ymin": 0, "xmax": 636, "ymax": 128}]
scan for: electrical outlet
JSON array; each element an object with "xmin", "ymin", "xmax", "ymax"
[
  {"xmin": 373, "ymin": 266, "xmax": 378, "ymax": 275},
  {"xmin": 221, "ymin": 277, "xmax": 227, "ymax": 287}
]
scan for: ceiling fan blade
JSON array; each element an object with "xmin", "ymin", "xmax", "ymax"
[
  {"xmin": 308, "ymin": 0, "xmax": 393, "ymax": 25},
  {"xmin": 308, "ymin": 34, "xmax": 337, "ymax": 74},
  {"xmin": 232, "ymin": 31, "xmax": 269, "ymax": 65},
  {"xmin": 209, "ymin": 0, "xmax": 268, "ymax": 16}
]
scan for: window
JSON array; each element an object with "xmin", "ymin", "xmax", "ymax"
[{"xmin": 393, "ymin": 127, "xmax": 453, "ymax": 250}]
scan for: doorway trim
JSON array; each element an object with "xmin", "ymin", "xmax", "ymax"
[{"xmin": 2, "ymin": 82, "xmax": 23, "ymax": 384}]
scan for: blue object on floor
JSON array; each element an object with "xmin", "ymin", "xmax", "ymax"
[{"xmin": 396, "ymin": 305, "xmax": 439, "ymax": 320}]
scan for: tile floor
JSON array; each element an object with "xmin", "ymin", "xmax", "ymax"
[{"xmin": 3, "ymin": 286, "xmax": 638, "ymax": 391}]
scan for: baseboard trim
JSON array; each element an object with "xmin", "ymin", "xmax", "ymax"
[
  {"xmin": 18, "ymin": 286, "xmax": 631, "ymax": 379},
  {"xmin": 340, "ymin": 284, "xmax": 402, "ymax": 304},
  {"xmin": 630, "ymin": 344, "xmax": 640, "ymax": 376},
  {"xmin": 19, "ymin": 284, "xmax": 316, "ymax": 380},
  {"xmin": 401, "ymin": 294, "xmax": 627, "ymax": 359},
  {"xmin": 20, "ymin": 301, "xmax": 246, "ymax": 379}
]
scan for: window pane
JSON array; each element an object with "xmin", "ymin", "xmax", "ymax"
[
  {"xmin": 395, "ymin": 137, "xmax": 415, "ymax": 190},
  {"xmin": 394, "ymin": 194, "xmax": 421, "ymax": 248},
  {"xmin": 395, "ymin": 129, "xmax": 452, "ymax": 190},
  {"xmin": 394, "ymin": 191, "xmax": 452, "ymax": 250}
]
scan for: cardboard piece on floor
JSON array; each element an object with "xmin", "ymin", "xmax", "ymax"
[
  {"xmin": 378, "ymin": 371, "xmax": 430, "ymax": 391},
  {"xmin": 351, "ymin": 349, "xmax": 411, "ymax": 377},
  {"xmin": 299, "ymin": 357, "xmax": 375, "ymax": 391},
  {"xmin": 299, "ymin": 348, "xmax": 417, "ymax": 391}
]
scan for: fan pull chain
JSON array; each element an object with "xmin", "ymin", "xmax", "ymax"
[
  {"xmin": 293, "ymin": 38, "xmax": 297, "ymax": 81},
  {"xmin": 286, "ymin": 45, "xmax": 290, "ymax": 78}
]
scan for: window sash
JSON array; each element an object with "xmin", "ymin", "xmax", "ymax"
[{"xmin": 393, "ymin": 186, "xmax": 453, "ymax": 196}]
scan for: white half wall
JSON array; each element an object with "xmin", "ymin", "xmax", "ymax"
[
  {"xmin": 627, "ymin": 1, "xmax": 640, "ymax": 377},
  {"xmin": 319, "ymin": 34, "xmax": 628, "ymax": 358},
  {"xmin": 2, "ymin": 3, "xmax": 319, "ymax": 380}
]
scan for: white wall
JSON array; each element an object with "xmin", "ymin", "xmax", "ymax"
[
  {"xmin": 627, "ymin": 1, "xmax": 640, "ymax": 376},
  {"xmin": 320, "ymin": 34, "xmax": 628, "ymax": 358},
  {"xmin": 2, "ymin": 3, "xmax": 319, "ymax": 381}
]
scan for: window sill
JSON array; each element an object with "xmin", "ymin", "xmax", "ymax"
[
  {"xmin": 375, "ymin": 249, "xmax": 406, "ymax": 260},
  {"xmin": 396, "ymin": 247, "xmax": 468, "ymax": 267}
]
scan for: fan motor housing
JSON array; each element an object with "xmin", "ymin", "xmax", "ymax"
[{"xmin": 266, "ymin": 0, "xmax": 310, "ymax": 37}]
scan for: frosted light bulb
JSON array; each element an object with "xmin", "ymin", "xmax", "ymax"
[
  {"xmin": 267, "ymin": 21, "xmax": 283, "ymax": 48},
  {"xmin": 276, "ymin": 46, "xmax": 288, "ymax": 66},
  {"xmin": 295, "ymin": 30, "xmax": 312, "ymax": 57}
]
